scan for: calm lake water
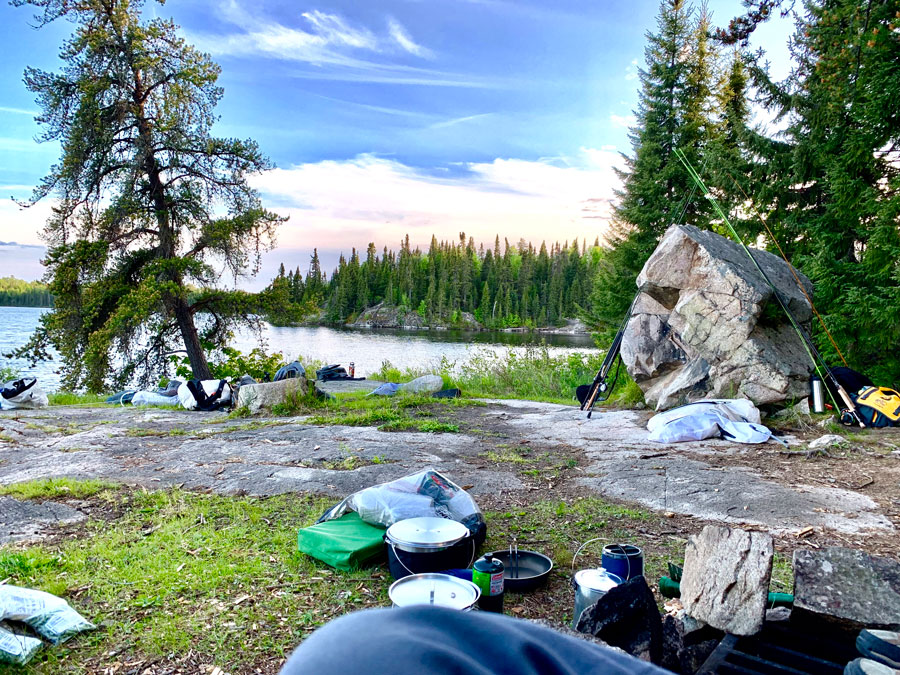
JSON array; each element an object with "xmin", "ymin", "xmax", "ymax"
[{"xmin": 0, "ymin": 306, "xmax": 596, "ymax": 391}]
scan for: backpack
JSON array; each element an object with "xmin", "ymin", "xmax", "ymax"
[{"xmin": 851, "ymin": 387, "xmax": 900, "ymax": 428}]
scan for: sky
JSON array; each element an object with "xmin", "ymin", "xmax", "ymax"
[{"xmin": 0, "ymin": 0, "xmax": 795, "ymax": 289}]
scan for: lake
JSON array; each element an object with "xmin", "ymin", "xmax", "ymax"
[{"xmin": 0, "ymin": 306, "xmax": 596, "ymax": 391}]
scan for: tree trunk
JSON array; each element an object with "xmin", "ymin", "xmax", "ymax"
[{"xmin": 174, "ymin": 297, "xmax": 212, "ymax": 380}]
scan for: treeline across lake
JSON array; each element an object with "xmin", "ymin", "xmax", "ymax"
[
  {"xmin": 269, "ymin": 234, "xmax": 603, "ymax": 329},
  {"xmin": 0, "ymin": 277, "xmax": 53, "ymax": 307}
]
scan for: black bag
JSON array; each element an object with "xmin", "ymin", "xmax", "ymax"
[{"xmin": 824, "ymin": 366, "xmax": 873, "ymax": 404}]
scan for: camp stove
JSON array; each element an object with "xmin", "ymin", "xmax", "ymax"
[{"xmin": 697, "ymin": 618, "xmax": 859, "ymax": 674}]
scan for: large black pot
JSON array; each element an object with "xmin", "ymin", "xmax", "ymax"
[{"xmin": 385, "ymin": 517, "xmax": 476, "ymax": 580}]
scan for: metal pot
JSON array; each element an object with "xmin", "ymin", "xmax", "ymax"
[
  {"xmin": 572, "ymin": 568, "xmax": 623, "ymax": 629},
  {"xmin": 385, "ymin": 517, "xmax": 474, "ymax": 579},
  {"xmin": 389, "ymin": 573, "xmax": 481, "ymax": 611}
]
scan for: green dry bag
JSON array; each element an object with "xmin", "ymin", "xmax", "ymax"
[{"xmin": 297, "ymin": 512, "xmax": 386, "ymax": 571}]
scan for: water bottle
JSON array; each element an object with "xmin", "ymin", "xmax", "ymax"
[
  {"xmin": 810, "ymin": 375, "xmax": 825, "ymax": 413},
  {"xmin": 472, "ymin": 553, "xmax": 504, "ymax": 613}
]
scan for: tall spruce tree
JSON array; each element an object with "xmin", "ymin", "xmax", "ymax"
[
  {"xmin": 720, "ymin": 0, "xmax": 900, "ymax": 382},
  {"xmin": 591, "ymin": 0, "xmax": 719, "ymax": 329},
  {"xmin": 12, "ymin": 0, "xmax": 284, "ymax": 391}
]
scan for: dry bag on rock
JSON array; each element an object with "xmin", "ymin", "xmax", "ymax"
[{"xmin": 177, "ymin": 379, "xmax": 231, "ymax": 411}]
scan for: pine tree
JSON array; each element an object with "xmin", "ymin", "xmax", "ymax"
[
  {"xmin": 11, "ymin": 0, "xmax": 285, "ymax": 390},
  {"xmin": 592, "ymin": 0, "xmax": 720, "ymax": 330}
]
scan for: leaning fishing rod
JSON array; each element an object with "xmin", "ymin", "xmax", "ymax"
[
  {"xmin": 673, "ymin": 149, "xmax": 865, "ymax": 427},
  {"xmin": 580, "ymin": 294, "xmax": 639, "ymax": 418}
]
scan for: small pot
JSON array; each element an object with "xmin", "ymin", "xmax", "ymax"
[
  {"xmin": 572, "ymin": 568, "xmax": 623, "ymax": 629},
  {"xmin": 385, "ymin": 517, "xmax": 475, "ymax": 580},
  {"xmin": 389, "ymin": 573, "xmax": 481, "ymax": 611}
]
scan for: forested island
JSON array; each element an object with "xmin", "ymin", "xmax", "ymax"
[
  {"xmin": 268, "ymin": 234, "xmax": 599, "ymax": 330},
  {"xmin": 0, "ymin": 277, "xmax": 53, "ymax": 307}
]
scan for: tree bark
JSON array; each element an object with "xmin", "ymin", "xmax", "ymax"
[{"xmin": 174, "ymin": 297, "xmax": 212, "ymax": 380}]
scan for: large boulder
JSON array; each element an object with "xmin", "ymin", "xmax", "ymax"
[
  {"xmin": 621, "ymin": 224, "xmax": 814, "ymax": 409},
  {"xmin": 236, "ymin": 378, "xmax": 308, "ymax": 414}
]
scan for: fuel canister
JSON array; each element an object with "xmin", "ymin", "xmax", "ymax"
[{"xmin": 472, "ymin": 553, "xmax": 504, "ymax": 613}]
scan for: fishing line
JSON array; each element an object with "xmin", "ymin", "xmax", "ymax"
[
  {"xmin": 674, "ymin": 149, "xmax": 852, "ymax": 417},
  {"xmin": 723, "ymin": 170, "xmax": 850, "ymax": 367}
]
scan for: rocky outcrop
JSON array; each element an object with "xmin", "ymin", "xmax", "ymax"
[
  {"xmin": 350, "ymin": 302, "xmax": 427, "ymax": 330},
  {"xmin": 679, "ymin": 525, "xmax": 773, "ymax": 636},
  {"xmin": 621, "ymin": 224, "xmax": 814, "ymax": 409},
  {"xmin": 793, "ymin": 547, "xmax": 900, "ymax": 633}
]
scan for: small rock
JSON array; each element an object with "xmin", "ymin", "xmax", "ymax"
[
  {"xmin": 765, "ymin": 607, "xmax": 791, "ymax": 623},
  {"xmin": 793, "ymin": 547, "xmax": 900, "ymax": 634},
  {"xmin": 576, "ymin": 575, "xmax": 663, "ymax": 664},
  {"xmin": 661, "ymin": 613, "xmax": 722, "ymax": 675},
  {"xmin": 679, "ymin": 525, "xmax": 773, "ymax": 636},
  {"xmin": 808, "ymin": 434, "xmax": 846, "ymax": 450}
]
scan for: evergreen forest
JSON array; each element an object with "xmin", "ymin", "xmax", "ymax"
[
  {"xmin": 0, "ymin": 277, "xmax": 53, "ymax": 307},
  {"xmin": 268, "ymin": 0, "xmax": 900, "ymax": 384},
  {"xmin": 270, "ymin": 235, "xmax": 600, "ymax": 329}
]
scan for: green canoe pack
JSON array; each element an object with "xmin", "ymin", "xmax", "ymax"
[{"xmin": 297, "ymin": 512, "xmax": 386, "ymax": 571}]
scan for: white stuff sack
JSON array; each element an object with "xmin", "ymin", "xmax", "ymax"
[
  {"xmin": 647, "ymin": 399, "xmax": 777, "ymax": 445},
  {"xmin": 0, "ymin": 627, "xmax": 43, "ymax": 665},
  {"xmin": 0, "ymin": 378, "xmax": 49, "ymax": 410},
  {"xmin": 398, "ymin": 374, "xmax": 444, "ymax": 395},
  {"xmin": 646, "ymin": 399, "xmax": 761, "ymax": 434},
  {"xmin": 0, "ymin": 585, "xmax": 94, "ymax": 645},
  {"xmin": 131, "ymin": 391, "xmax": 179, "ymax": 406}
]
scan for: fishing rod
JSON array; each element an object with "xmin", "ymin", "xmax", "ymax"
[
  {"xmin": 673, "ymin": 148, "xmax": 865, "ymax": 427},
  {"xmin": 580, "ymin": 293, "xmax": 638, "ymax": 418}
]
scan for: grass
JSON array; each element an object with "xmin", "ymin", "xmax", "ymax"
[
  {"xmin": 302, "ymin": 391, "xmax": 470, "ymax": 433},
  {"xmin": 372, "ymin": 345, "xmax": 645, "ymax": 407},
  {"xmin": 47, "ymin": 391, "xmax": 108, "ymax": 406},
  {"xmin": 0, "ymin": 487, "xmax": 388, "ymax": 673},
  {"xmin": 0, "ymin": 480, "xmax": 798, "ymax": 672},
  {"xmin": 0, "ymin": 478, "xmax": 120, "ymax": 500}
]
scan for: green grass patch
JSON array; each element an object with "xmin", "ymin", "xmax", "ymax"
[
  {"xmin": 48, "ymin": 391, "xmax": 108, "ymax": 406},
  {"xmin": 378, "ymin": 419, "xmax": 459, "ymax": 433},
  {"xmin": 0, "ymin": 478, "xmax": 120, "ymax": 500},
  {"xmin": 0, "ymin": 488, "xmax": 390, "ymax": 673},
  {"xmin": 373, "ymin": 346, "xmax": 644, "ymax": 407},
  {"xmin": 483, "ymin": 447, "xmax": 534, "ymax": 464}
]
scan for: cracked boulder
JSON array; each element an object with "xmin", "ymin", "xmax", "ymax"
[
  {"xmin": 620, "ymin": 224, "xmax": 813, "ymax": 410},
  {"xmin": 679, "ymin": 525, "xmax": 773, "ymax": 636}
]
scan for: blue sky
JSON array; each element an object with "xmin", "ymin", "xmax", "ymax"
[{"xmin": 0, "ymin": 0, "xmax": 794, "ymax": 287}]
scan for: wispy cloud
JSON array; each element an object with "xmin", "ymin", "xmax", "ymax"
[
  {"xmin": 186, "ymin": 5, "xmax": 492, "ymax": 87},
  {"xmin": 610, "ymin": 113, "xmax": 636, "ymax": 129},
  {"xmin": 388, "ymin": 17, "xmax": 435, "ymax": 59},
  {"xmin": 0, "ymin": 106, "xmax": 37, "ymax": 116},
  {"xmin": 249, "ymin": 150, "xmax": 624, "ymax": 255},
  {"xmin": 625, "ymin": 59, "xmax": 639, "ymax": 81},
  {"xmin": 429, "ymin": 113, "xmax": 494, "ymax": 129}
]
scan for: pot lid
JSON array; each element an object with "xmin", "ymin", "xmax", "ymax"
[
  {"xmin": 389, "ymin": 573, "xmax": 480, "ymax": 610},
  {"xmin": 386, "ymin": 517, "xmax": 468, "ymax": 549},
  {"xmin": 575, "ymin": 568, "xmax": 622, "ymax": 593}
]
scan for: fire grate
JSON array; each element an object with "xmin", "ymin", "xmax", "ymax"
[{"xmin": 697, "ymin": 620, "xmax": 859, "ymax": 674}]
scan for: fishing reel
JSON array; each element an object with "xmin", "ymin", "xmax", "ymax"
[{"xmin": 840, "ymin": 410, "xmax": 856, "ymax": 426}]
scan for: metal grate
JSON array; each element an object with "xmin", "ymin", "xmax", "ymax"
[{"xmin": 697, "ymin": 621, "xmax": 858, "ymax": 674}]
